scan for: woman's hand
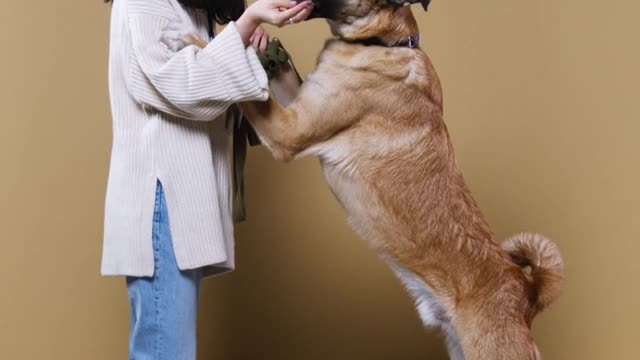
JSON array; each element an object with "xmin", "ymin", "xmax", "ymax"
[
  {"xmin": 250, "ymin": 27, "xmax": 270, "ymax": 53},
  {"xmin": 236, "ymin": 1, "xmax": 314, "ymax": 47},
  {"xmin": 247, "ymin": 0, "xmax": 314, "ymax": 27}
]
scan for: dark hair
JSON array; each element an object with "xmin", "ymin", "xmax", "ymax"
[{"xmin": 105, "ymin": 0, "xmax": 246, "ymax": 35}]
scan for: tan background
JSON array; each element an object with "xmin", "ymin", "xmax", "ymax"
[{"xmin": 1, "ymin": 0, "xmax": 638, "ymax": 359}]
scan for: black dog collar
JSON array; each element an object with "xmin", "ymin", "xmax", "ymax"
[{"xmin": 345, "ymin": 35, "xmax": 420, "ymax": 49}]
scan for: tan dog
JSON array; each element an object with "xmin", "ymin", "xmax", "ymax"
[{"xmin": 187, "ymin": 1, "xmax": 564, "ymax": 358}]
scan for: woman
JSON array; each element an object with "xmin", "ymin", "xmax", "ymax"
[{"xmin": 101, "ymin": 0, "xmax": 313, "ymax": 358}]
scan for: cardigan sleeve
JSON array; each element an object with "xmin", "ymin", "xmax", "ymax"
[{"xmin": 126, "ymin": 12, "xmax": 269, "ymax": 121}]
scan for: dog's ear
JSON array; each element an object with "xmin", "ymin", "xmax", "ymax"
[{"xmin": 387, "ymin": 0, "xmax": 431, "ymax": 11}]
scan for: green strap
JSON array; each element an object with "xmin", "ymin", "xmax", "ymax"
[
  {"xmin": 232, "ymin": 118, "xmax": 247, "ymax": 222},
  {"xmin": 258, "ymin": 38, "xmax": 303, "ymax": 84},
  {"xmin": 232, "ymin": 38, "xmax": 301, "ymax": 222}
]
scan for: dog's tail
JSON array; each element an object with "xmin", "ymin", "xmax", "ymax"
[{"xmin": 502, "ymin": 233, "xmax": 564, "ymax": 313}]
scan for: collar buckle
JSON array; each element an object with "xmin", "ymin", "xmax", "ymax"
[{"xmin": 407, "ymin": 36, "xmax": 420, "ymax": 49}]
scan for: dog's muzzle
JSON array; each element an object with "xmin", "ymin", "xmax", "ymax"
[{"xmin": 296, "ymin": 0, "xmax": 432, "ymax": 21}]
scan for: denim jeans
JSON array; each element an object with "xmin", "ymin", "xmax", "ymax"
[{"xmin": 126, "ymin": 181, "xmax": 203, "ymax": 360}]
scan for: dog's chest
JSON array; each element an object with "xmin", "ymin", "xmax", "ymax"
[{"xmin": 320, "ymin": 161, "xmax": 386, "ymax": 246}]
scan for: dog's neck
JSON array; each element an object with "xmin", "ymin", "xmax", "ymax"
[{"xmin": 329, "ymin": 6, "xmax": 420, "ymax": 48}]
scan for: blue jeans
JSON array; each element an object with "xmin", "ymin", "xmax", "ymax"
[{"xmin": 126, "ymin": 182, "xmax": 203, "ymax": 360}]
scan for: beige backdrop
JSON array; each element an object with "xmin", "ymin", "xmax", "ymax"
[{"xmin": 1, "ymin": 0, "xmax": 638, "ymax": 359}]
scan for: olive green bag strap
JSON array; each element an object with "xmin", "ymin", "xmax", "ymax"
[{"xmin": 232, "ymin": 38, "xmax": 301, "ymax": 222}]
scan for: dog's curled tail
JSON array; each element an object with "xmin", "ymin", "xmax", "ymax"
[{"xmin": 502, "ymin": 233, "xmax": 564, "ymax": 312}]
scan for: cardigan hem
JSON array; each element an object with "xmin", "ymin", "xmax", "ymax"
[{"xmin": 101, "ymin": 256, "xmax": 234, "ymax": 279}]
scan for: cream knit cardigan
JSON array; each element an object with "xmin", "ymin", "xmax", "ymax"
[{"xmin": 101, "ymin": 0, "xmax": 268, "ymax": 277}]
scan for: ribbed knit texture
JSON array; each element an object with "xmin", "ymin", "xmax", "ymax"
[{"xmin": 101, "ymin": 0, "xmax": 268, "ymax": 277}]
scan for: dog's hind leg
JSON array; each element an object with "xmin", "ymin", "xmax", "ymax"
[
  {"xmin": 388, "ymin": 260, "xmax": 467, "ymax": 360},
  {"xmin": 442, "ymin": 323, "xmax": 465, "ymax": 360},
  {"xmin": 453, "ymin": 313, "xmax": 540, "ymax": 360}
]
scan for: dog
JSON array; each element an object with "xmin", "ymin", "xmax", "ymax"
[{"xmin": 184, "ymin": 1, "xmax": 564, "ymax": 358}]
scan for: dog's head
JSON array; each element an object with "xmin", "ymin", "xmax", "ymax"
[
  {"xmin": 306, "ymin": 0, "xmax": 430, "ymax": 20},
  {"xmin": 301, "ymin": 0, "xmax": 430, "ymax": 42}
]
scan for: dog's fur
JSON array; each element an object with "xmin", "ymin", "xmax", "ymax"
[{"xmin": 184, "ymin": 1, "xmax": 564, "ymax": 358}]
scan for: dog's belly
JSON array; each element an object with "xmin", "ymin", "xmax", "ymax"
[{"xmin": 387, "ymin": 260, "xmax": 449, "ymax": 328}]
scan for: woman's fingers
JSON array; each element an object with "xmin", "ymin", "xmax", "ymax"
[
  {"xmin": 259, "ymin": 31, "xmax": 269, "ymax": 52},
  {"xmin": 251, "ymin": 34, "xmax": 260, "ymax": 50},
  {"xmin": 288, "ymin": 4, "xmax": 314, "ymax": 23},
  {"xmin": 251, "ymin": 27, "xmax": 263, "ymax": 50},
  {"xmin": 274, "ymin": 1, "xmax": 299, "ymax": 9},
  {"xmin": 286, "ymin": 1, "xmax": 300, "ymax": 8},
  {"xmin": 273, "ymin": 1, "xmax": 313, "ymax": 26},
  {"xmin": 248, "ymin": 26, "xmax": 270, "ymax": 52}
]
